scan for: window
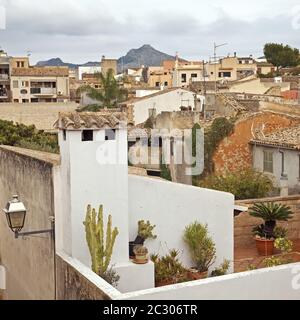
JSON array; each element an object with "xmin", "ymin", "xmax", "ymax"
[
  {"xmin": 257, "ymin": 68, "xmax": 262, "ymax": 74},
  {"xmin": 22, "ymin": 99, "xmax": 29, "ymax": 103},
  {"xmin": 14, "ymin": 99, "xmax": 19, "ymax": 103},
  {"xmin": 31, "ymin": 98, "xmax": 38, "ymax": 103},
  {"xmin": 13, "ymin": 80, "xmax": 19, "ymax": 89},
  {"xmin": 280, "ymin": 151, "xmax": 286, "ymax": 177},
  {"xmin": 63, "ymin": 130, "xmax": 67, "ymax": 141},
  {"xmin": 181, "ymin": 74, "xmax": 187, "ymax": 83},
  {"xmin": 155, "ymin": 82, "xmax": 160, "ymax": 87},
  {"xmin": 82, "ymin": 130, "xmax": 94, "ymax": 142},
  {"xmin": 191, "ymin": 73, "xmax": 198, "ymax": 78},
  {"xmin": 164, "ymin": 81, "xmax": 168, "ymax": 86},
  {"xmin": 219, "ymin": 72, "xmax": 232, "ymax": 78},
  {"xmin": 31, "ymin": 88, "xmax": 41, "ymax": 94},
  {"xmin": 21, "ymin": 81, "xmax": 29, "ymax": 87},
  {"xmin": 20, "ymin": 89, "xmax": 28, "ymax": 94},
  {"xmin": 105, "ymin": 129, "xmax": 116, "ymax": 141},
  {"xmin": 263, "ymin": 150, "xmax": 273, "ymax": 173}
]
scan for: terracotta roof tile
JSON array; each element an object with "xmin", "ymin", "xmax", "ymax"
[
  {"xmin": 250, "ymin": 125, "xmax": 300, "ymax": 150},
  {"xmin": 12, "ymin": 67, "xmax": 69, "ymax": 77},
  {"xmin": 55, "ymin": 112, "xmax": 128, "ymax": 130}
]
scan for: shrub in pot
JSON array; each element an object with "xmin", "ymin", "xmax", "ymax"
[
  {"xmin": 183, "ymin": 222, "xmax": 216, "ymax": 279},
  {"xmin": 129, "ymin": 220, "xmax": 157, "ymax": 258},
  {"xmin": 133, "ymin": 245, "xmax": 149, "ymax": 264},
  {"xmin": 210, "ymin": 259, "xmax": 230, "ymax": 277},
  {"xmin": 249, "ymin": 203, "xmax": 293, "ymax": 256},
  {"xmin": 151, "ymin": 250, "xmax": 189, "ymax": 287}
]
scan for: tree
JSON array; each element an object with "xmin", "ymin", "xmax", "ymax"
[
  {"xmin": 264, "ymin": 43, "xmax": 300, "ymax": 71},
  {"xmin": 78, "ymin": 69, "xmax": 128, "ymax": 110},
  {"xmin": 198, "ymin": 169, "xmax": 274, "ymax": 200}
]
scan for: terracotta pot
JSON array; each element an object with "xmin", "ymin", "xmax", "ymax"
[
  {"xmin": 156, "ymin": 279, "xmax": 176, "ymax": 287},
  {"xmin": 133, "ymin": 255, "xmax": 148, "ymax": 265},
  {"xmin": 255, "ymin": 238, "xmax": 275, "ymax": 256},
  {"xmin": 187, "ymin": 269, "xmax": 208, "ymax": 280}
]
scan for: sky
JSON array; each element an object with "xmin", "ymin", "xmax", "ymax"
[{"xmin": 0, "ymin": 0, "xmax": 300, "ymax": 64}]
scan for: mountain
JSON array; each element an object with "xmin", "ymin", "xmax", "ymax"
[
  {"xmin": 36, "ymin": 58, "xmax": 99, "ymax": 69},
  {"xmin": 35, "ymin": 45, "xmax": 178, "ymax": 71},
  {"xmin": 117, "ymin": 44, "xmax": 176, "ymax": 70}
]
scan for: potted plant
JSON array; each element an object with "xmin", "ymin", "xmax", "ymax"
[
  {"xmin": 183, "ymin": 222, "xmax": 216, "ymax": 279},
  {"xmin": 210, "ymin": 259, "xmax": 230, "ymax": 277},
  {"xmin": 151, "ymin": 250, "xmax": 189, "ymax": 287},
  {"xmin": 129, "ymin": 220, "xmax": 157, "ymax": 258},
  {"xmin": 249, "ymin": 203, "xmax": 293, "ymax": 256},
  {"xmin": 133, "ymin": 245, "xmax": 149, "ymax": 264}
]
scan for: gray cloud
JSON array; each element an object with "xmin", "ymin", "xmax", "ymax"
[{"xmin": 0, "ymin": 0, "xmax": 299, "ymax": 63}]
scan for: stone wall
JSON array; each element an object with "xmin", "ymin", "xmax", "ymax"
[
  {"xmin": 0, "ymin": 146, "xmax": 57, "ymax": 300},
  {"xmin": 235, "ymin": 195, "xmax": 300, "ymax": 247},
  {"xmin": 56, "ymin": 255, "xmax": 113, "ymax": 300},
  {"xmin": 213, "ymin": 112, "xmax": 300, "ymax": 174},
  {"xmin": 0, "ymin": 102, "xmax": 78, "ymax": 132}
]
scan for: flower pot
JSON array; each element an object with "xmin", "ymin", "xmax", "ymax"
[
  {"xmin": 129, "ymin": 237, "xmax": 145, "ymax": 258},
  {"xmin": 255, "ymin": 238, "xmax": 275, "ymax": 256},
  {"xmin": 133, "ymin": 255, "xmax": 148, "ymax": 265},
  {"xmin": 156, "ymin": 279, "xmax": 176, "ymax": 287},
  {"xmin": 187, "ymin": 269, "xmax": 208, "ymax": 280}
]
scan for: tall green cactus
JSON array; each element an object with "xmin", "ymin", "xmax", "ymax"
[{"xmin": 83, "ymin": 205, "xmax": 119, "ymax": 275}]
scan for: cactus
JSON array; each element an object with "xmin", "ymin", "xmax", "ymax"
[{"xmin": 83, "ymin": 205, "xmax": 119, "ymax": 275}]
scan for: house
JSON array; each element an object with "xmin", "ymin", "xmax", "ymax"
[
  {"xmin": 213, "ymin": 111, "xmax": 300, "ymax": 176},
  {"xmin": 78, "ymin": 66, "xmax": 101, "ymax": 81},
  {"xmin": 121, "ymin": 87, "xmax": 204, "ymax": 125},
  {"xmin": 172, "ymin": 62, "xmax": 205, "ymax": 88},
  {"xmin": 101, "ymin": 56, "xmax": 117, "ymax": 76},
  {"xmin": 0, "ymin": 51, "xmax": 11, "ymax": 103},
  {"xmin": 10, "ymin": 66, "xmax": 70, "ymax": 103},
  {"xmin": 256, "ymin": 62, "xmax": 275, "ymax": 75},
  {"xmin": 250, "ymin": 125, "xmax": 300, "ymax": 195}
]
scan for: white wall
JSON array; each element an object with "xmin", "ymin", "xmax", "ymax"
[
  {"xmin": 128, "ymin": 175, "xmax": 234, "ymax": 271},
  {"xmin": 0, "ymin": 265, "xmax": 5, "ymax": 290},
  {"xmin": 120, "ymin": 263, "xmax": 300, "ymax": 300},
  {"xmin": 136, "ymin": 89, "xmax": 160, "ymax": 98},
  {"xmin": 78, "ymin": 66, "xmax": 101, "ymax": 80},
  {"xmin": 133, "ymin": 89, "xmax": 197, "ymax": 125},
  {"xmin": 57, "ymin": 128, "xmax": 129, "ymax": 266}
]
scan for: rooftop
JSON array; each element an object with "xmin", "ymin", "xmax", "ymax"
[
  {"xmin": 55, "ymin": 112, "xmax": 127, "ymax": 130},
  {"xmin": 250, "ymin": 125, "xmax": 300, "ymax": 150},
  {"xmin": 12, "ymin": 67, "xmax": 69, "ymax": 77}
]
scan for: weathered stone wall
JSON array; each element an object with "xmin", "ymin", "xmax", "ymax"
[
  {"xmin": 235, "ymin": 195, "xmax": 300, "ymax": 247},
  {"xmin": 0, "ymin": 146, "xmax": 57, "ymax": 300},
  {"xmin": 56, "ymin": 254, "xmax": 116, "ymax": 300},
  {"xmin": 0, "ymin": 102, "xmax": 78, "ymax": 132},
  {"xmin": 213, "ymin": 112, "xmax": 300, "ymax": 174}
]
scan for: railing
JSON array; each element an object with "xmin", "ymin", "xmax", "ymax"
[{"xmin": 0, "ymin": 74, "xmax": 9, "ymax": 80}]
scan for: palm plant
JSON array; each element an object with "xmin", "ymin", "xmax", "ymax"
[
  {"xmin": 249, "ymin": 203, "xmax": 293, "ymax": 239},
  {"xmin": 78, "ymin": 69, "xmax": 128, "ymax": 110}
]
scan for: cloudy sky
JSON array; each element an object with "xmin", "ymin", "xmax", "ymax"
[{"xmin": 0, "ymin": 0, "xmax": 300, "ymax": 64}]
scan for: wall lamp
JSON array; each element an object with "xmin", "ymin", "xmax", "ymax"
[{"xmin": 2, "ymin": 195, "xmax": 54, "ymax": 239}]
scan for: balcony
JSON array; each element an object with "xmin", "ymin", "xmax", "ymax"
[
  {"xmin": 0, "ymin": 74, "xmax": 9, "ymax": 81},
  {"xmin": 30, "ymin": 87, "xmax": 57, "ymax": 96}
]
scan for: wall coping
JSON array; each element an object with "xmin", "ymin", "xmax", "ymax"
[
  {"xmin": 236, "ymin": 194, "xmax": 300, "ymax": 205},
  {"xmin": 0, "ymin": 145, "xmax": 60, "ymax": 166}
]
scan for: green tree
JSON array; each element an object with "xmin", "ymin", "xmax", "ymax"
[
  {"xmin": 264, "ymin": 43, "xmax": 300, "ymax": 71},
  {"xmin": 78, "ymin": 69, "xmax": 128, "ymax": 111},
  {"xmin": 198, "ymin": 169, "xmax": 274, "ymax": 200}
]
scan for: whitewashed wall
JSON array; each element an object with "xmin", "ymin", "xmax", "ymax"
[
  {"xmin": 120, "ymin": 263, "xmax": 300, "ymax": 300},
  {"xmin": 56, "ymin": 128, "xmax": 129, "ymax": 266},
  {"xmin": 133, "ymin": 89, "xmax": 198, "ymax": 125},
  {"xmin": 128, "ymin": 175, "xmax": 234, "ymax": 271}
]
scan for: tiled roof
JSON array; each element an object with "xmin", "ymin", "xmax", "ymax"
[
  {"xmin": 12, "ymin": 67, "xmax": 69, "ymax": 77},
  {"xmin": 250, "ymin": 125, "xmax": 300, "ymax": 150},
  {"xmin": 55, "ymin": 112, "xmax": 127, "ymax": 130}
]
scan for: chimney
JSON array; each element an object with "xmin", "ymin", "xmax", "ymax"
[{"xmin": 234, "ymin": 52, "xmax": 237, "ymax": 58}]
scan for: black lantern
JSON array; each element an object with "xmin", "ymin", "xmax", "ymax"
[
  {"xmin": 2, "ymin": 195, "xmax": 54, "ymax": 239},
  {"xmin": 3, "ymin": 195, "xmax": 26, "ymax": 233}
]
